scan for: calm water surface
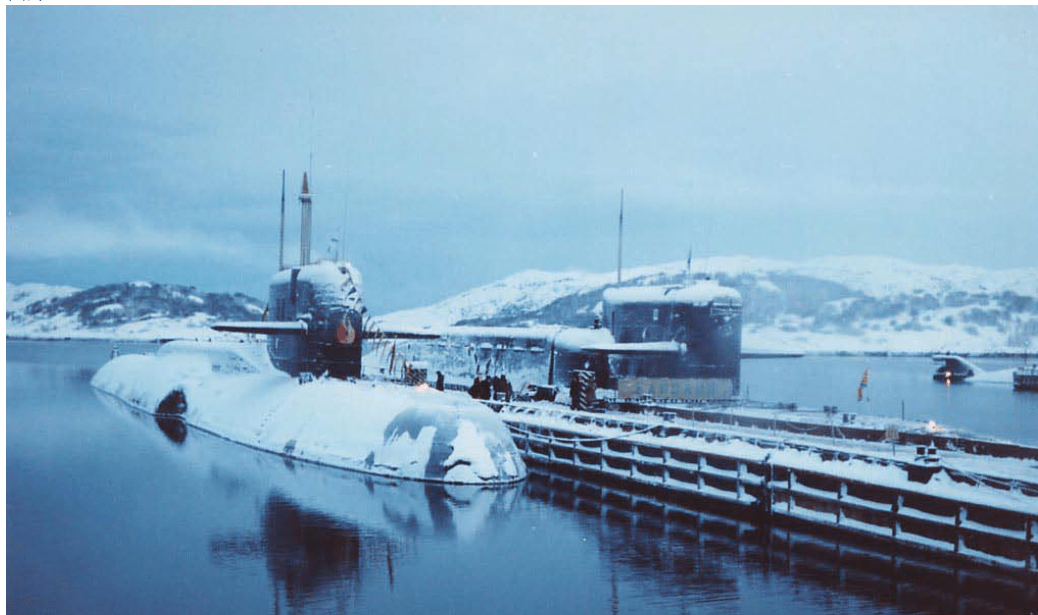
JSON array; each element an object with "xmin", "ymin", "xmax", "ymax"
[
  {"xmin": 743, "ymin": 355, "xmax": 1038, "ymax": 446},
  {"xmin": 7, "ymin": 341, "xmax": 1037, "ymax": 614}
]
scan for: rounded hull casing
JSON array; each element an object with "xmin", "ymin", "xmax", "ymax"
[{"xmin": 91, "ymin": 342, "xmax": 526, "ymax": 485}]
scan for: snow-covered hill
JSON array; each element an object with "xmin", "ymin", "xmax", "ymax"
[
  {"xmin": 376, "ymin": 256, "xmax": 1038, "ymax": 355},
  {"xmin": 6, "ymin": 281, "xmax": 264, "ymax": 341},
  {"xmin": 8, "ymin": 256, "xmax": 1037, "ymax": 353}
]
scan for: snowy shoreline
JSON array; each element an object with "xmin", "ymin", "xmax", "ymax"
[
  {"xmin": 7, "ymin": 333, "xmax": 1033, "ymax": 359},
  {"xmin": 9, "ymin": 254, "xmax": 1037, "ymax": 356}
]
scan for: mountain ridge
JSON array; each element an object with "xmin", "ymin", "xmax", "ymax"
[
  {"xmin": 7, "ymin": 255, "xmax": 1038, "ymax": 353},
  {"xmin": 6, "ymin": 281, "xmax": 264, "ymax": 341},
  {"xmin": 375, "ymin": 256, "xmax": 1038, "ymax": 355}
]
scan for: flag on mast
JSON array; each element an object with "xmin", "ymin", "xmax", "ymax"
[{"xmin": 857, "ymin": 369, "xmax": 869, "ymax": 401}]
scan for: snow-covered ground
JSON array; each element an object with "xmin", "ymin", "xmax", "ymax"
[
  {"xmin": 6, "ymin": 282, "xmax": 82, "ymax": 312},
  {"xmin": 7, "ymin": 312, "xmax": 248, "ymax": 342}
]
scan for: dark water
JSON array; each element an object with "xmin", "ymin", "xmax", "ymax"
[{"xmin": 7, "ymin": 341, "xmax": 1038, "ymax": 614}]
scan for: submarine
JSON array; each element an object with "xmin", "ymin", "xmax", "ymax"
[
  {"xmin": 368, "ymin": 192, "xmax": 742, "ymax": 405},
  {"xmin": 92, "ymin": 171, "xmax": 526, "ymax": 485},
  {"xmin": 373, "ymin": 280, "xmax": 743, "ymax": 404},
  {"xmin": 931, "ymin": 354, "xmax": 978, "ymax": 383}
]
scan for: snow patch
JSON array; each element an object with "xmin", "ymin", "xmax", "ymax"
[
  {"xmin": 92, "ymin": 303, "xmax": 125, "ymax": 316},
  {"xmin": 756, "ymin": 279, "xmax": 781, "ymax": 294},
  {"xmin": 6, "ymin": 282, "xmax": 81, "ymax": 312}
]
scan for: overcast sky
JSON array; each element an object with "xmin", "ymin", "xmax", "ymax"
[{"xmin": 7, "ymin": 6, "xmax": 1037, "ymax": 313}]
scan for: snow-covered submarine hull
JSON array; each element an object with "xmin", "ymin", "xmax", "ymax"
[{"xmin": 91, "ymin": 341, "xmax": 527, "ymax": 485}]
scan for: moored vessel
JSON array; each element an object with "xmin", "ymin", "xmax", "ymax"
[
  {"xmin": 1014, "ymin": 364, "xmax": 1038, "ymax": 391},
  {"xmin": 932, "ymin": 354, "xmax": 978, "ymax": 383},
  {"xmin": 91, "ymin": 171, "xmax": 526, "ymax": 485}
]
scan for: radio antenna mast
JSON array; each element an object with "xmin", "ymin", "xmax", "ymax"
[
  {"xmin": 278, "ymin": 170, "xmax": 286, "ymax": 271},
  {"xmin": 617, "ymin": 188, "xmax": 624, "ymax": 284},
  {"xmin": 308, "ymin": 90, "xmax": 315, "ymax": 187},
  {"xmin": 686, "ymin": 244, "xmax": 693, "ymax": 284},
  {"xmin": 341, "ymin": 190, "xmax": 348, "ymax": 263}
]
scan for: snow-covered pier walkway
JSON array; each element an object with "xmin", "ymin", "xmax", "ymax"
[{"xmin": 484, "ymin": 398, "xmax": 1038, "ymax": 576}]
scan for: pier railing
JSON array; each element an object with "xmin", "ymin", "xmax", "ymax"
[
  {"xmin": 613, "ymin": 400, "xmax": 1038, "ymax": 461},
  {"xmin": 494, "ymin": 403, "xmax": 1038, "ymax": 574}
]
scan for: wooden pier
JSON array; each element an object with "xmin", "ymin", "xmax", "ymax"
[
  {"xmin": 491, "ymin": 401, "xmax": 1038, "ymax": 575},
  {"xmin": 614, "ymin": 399, "xmax": 1038, "ymax": 461}
]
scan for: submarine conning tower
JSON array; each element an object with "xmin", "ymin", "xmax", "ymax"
[
  {"xmin": 213, "ymin": 171, "xmax": 367, "ymax": 379},
  {"xmin": 266, "ymin": 261, "xmax": 366, "ymax": 379},
  {"xmin": 601, "ymin": 281, "xmax": 742, "ymax": 398}
]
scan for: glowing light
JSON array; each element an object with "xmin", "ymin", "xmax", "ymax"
[
  {"xmin": 416, "ymin": 383, "xmax": 430, "ymax": 391},
  {"xmin": 927, "ymin": 420, "xmax": 938, "ymax": 433},
  {"xmin": 336, "ymin": 320, "xmax": 357, "ymax": 344}
]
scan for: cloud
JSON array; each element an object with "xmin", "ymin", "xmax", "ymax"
[{"xmin": 6, "ymin": 204, "xmax": 260, "ymax": 262}]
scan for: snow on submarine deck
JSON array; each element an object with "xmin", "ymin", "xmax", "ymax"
[{"xmin": 91, "ymin": 341, "xmax": 526, "ymax": 485}]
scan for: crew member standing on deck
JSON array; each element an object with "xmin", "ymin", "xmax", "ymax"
[{"xmin": 502, "ymin": 375, "xmax": 512, "ymax": 402}]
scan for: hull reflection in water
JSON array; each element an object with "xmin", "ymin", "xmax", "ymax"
[
  {"xmin": 154, "ymin": 415, "xmax": 188, "ymax": 445},
  {"xmin": 211, "ymin": 494, "xmax": 380, "ymax": 611},
  {"xmin": 525, "ymin": 469, "xmax": 1037, "ymax": 615},
  {"xmin": 94, "ymin": 390, "xmax": 522, "ymax": 609}
]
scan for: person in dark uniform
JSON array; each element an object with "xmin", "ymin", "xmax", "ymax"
[
  {"xmin": 435, "ymin": 371, "xmax": 445, "ymax": 392},
  {"xmin": 469, "ymin": 376, "xmax": 481, "ymax": 398},
  {"xmin": 502, "ymin": 375, "xmax": 512, "ymax": 403}
]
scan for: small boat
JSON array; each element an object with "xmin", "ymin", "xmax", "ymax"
[
  {"xmin": 1013, "ymin": 364, "xmax": 1038, "ymax": 391},
  {"xmin": 931, "ymin": 354, "xmax": 978, "ymax": 383}
]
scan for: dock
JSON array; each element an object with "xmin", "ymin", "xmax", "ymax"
[
  {"xmin": 485, "ymin": 398, "xmax": 1038, "ymax": 576},
  {"xmin": 617, "ymin": 398, "xmax": 1038, "ymax": 461}
]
